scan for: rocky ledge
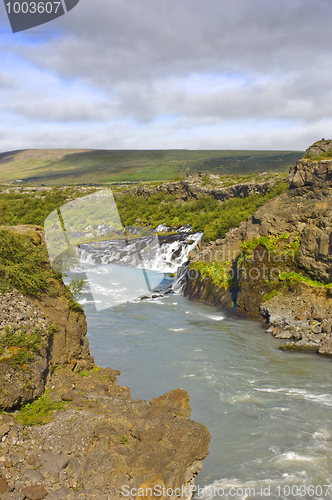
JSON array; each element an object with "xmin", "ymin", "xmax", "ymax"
[
  {"xmin": 0, "ymin": 226, "xmax": 210, "ymax": 499},
  {"xmin": 118, "ymin": 172, "xmax": 282, "ymax": 202},
  {"xmin": 0, "ymin": 369, "xmax": 209, "ymax": 500}
]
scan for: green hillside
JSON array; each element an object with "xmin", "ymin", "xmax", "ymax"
[{"xmin": 0, "ymin": 148, "xmax": 303, "ymax": 186}]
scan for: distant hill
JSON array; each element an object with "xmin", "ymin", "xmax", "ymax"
[{"xmin": 0, "ymin": 148, "xmax": 303, "ymax": 186}]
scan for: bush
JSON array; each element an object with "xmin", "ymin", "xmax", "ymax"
[
  {"xmin": 15, "ymin": 393, "xmax": 66, "ymax": 426},
  {"xmin": 116, "ymin": 181, "xmax": 288, "ymax": 242},
  {"xmin": 0, "ymin": 229, "xmax": 61, "ymax": 296}
]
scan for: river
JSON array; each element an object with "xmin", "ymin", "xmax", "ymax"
[{"xmin": 70, "ymin": 233, "xmax": 332, "ymax": 500}]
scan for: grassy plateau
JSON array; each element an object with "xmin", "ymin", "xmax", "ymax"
[{"xmin": 0, "ymin": 148, "xmax": 302, "ymax": 186}]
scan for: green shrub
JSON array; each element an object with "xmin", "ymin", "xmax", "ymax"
[
  {"xmin": 189, "ymin": 260, "xmax": 232, "ymax": 289},
  {"xmin": 15, "ymin": 393, "xmax": 66, "ymax": 426},
  {"xmin": 0, "ymin": 229, "xmax": 60, "ymax": 296},
  {"xmin": 116, "ymin": 181, "xmax": 289, "ymax": 243},
  {"xmin": 0, "ymin": 187, "xmax": 97, "ymax": 227},
  {"xmin": 120, "ymin": 434, "xmax": 128, "ymax": 445},
  {"xmin": 279, "ymin": 271, "xmax": 331, "ymax": 289}
]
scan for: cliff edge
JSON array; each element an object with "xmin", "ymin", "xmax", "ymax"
[
  {"xmin": 0, "ymin": 226, "xmax": 210, "ymax": 500},
  {"xmin": 185, "ymin": 140, "xmax": 332, "ymax": 356}
]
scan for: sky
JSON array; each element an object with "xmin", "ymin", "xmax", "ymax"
[{"xmin": 0, "ymin": 0, "xmax": 331, "ymax": 152}]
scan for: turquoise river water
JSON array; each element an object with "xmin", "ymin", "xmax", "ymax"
[{"xmin": 79, "ymin": 281, "xmax": 332, "ymax": 500}]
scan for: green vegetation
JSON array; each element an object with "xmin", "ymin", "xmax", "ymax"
[
  {"xmin": 64, "ymin": 275, "xmax": 86, "ymax": 311},
  {"xmin": 0, "ymin": 148, "xmax": 303, "ymax": 186},
  {"xmin": 120, "ymin": 434, "xmax": 128, "ymax": 445},
  {"xmin": 241, "ymin": 233, "xmax": 300, "ymax": 257},
  {"xmin": 262, "ymin": 289, "xmax": 280, "ymax": 302},
  {"xmin": 303, "ymin": 150, "xmax": 332, "ymax": 161},
  {"xmin": 240, "ymin": 234, "xmax": 332, "ymax": 295},
  {"xmin": 0, "ymin": 326, "xmax": 46, "ymax": 369},
  {"xmin": 0, "ymin": 228, "xmax": 83, "ymax": 317},
  {"xmin": 189, "ymin": 260, "xmax": 232, "ymax": 289},
  {"xmin": 279, "ymin": 271, "xmax": 332, "ymax": 290},
  {"xmin": 15, "ymin": 393, "xmax": 66, "ymax": 426},
  {"xmin": 77, "ymin": 366, "xmax": 101, "ymax": 377},
  {"xmin": 116, "ymin": 181, "xmax": 289, "ymax": 242},
  {"xmin": 0, "ymin": 229, "xmax": 61, "ymax": 296},
  {"xmin": 0, "ymin": 186, "xmax": 96, "ymax": 226},
  {"xmin": 0, "ymin": 180, "xmax": 288, "ymax": 245}
]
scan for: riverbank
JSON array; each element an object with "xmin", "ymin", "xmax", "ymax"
[
  {"xmin": 185, "ymin": 140, "xmax": 332, "ymax": 357},
  {"xmin": 0, "ymin": 226, "xmax": 210, "ymax": 500}
]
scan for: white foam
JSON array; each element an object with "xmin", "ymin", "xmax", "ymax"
[
  {"xmin": 275, "ymin": 451, "xmax": 313, "ymax": 462},
  {"xmin": 254, "ymin": 387, "xmax": 332, "ymax": 407},
  {"xmin": 206, "ymin": 314, "xmax": 225, "ymax": 321}
]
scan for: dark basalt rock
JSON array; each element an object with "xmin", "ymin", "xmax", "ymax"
[
  {"xmin": 304, "ymin": 138, "xmax": 332, "ymax": 158},
  {"xmin": 118, "ymin": 174, "xmax": 279, "ymax": 202},
  {"xmin": 288, "ymin": 139, "xmax": 332, "ymax": 189},
  {"xmin": 185, "ymin": 141, "xmax": 332, "ymax": 356}
]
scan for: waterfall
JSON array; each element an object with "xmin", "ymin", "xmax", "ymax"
[
  {"xmin": 78, "ymin": 231, "xmax": 202, "ymax": 273},
  {"xmin": 75, "ymin": 230, "xmax": 202, "ymax": 310}
]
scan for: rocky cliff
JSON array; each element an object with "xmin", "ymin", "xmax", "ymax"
[
  {"xmin": 0, "ymin": 226, "xmax": 210, "ymax": 500},
  {"xmin": 119, "ymin": 172, "xmax": 282, "ymax": 202},
  {"xmin": 184, "ymin": 140, "xmax": 332, "ymax": 356}
]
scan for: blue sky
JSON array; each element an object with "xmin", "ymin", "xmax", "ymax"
[{"xmin": 1, "ymin": 0, "xmax": 332, "ymax": 152}]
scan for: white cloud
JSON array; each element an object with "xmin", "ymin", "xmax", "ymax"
[{"xmin": 1, "ymin": 0, "xmax": 332, "ymax": 151}]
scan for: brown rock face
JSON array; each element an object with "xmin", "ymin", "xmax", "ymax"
[
  {"xmin": 0, "ymin": 368, "xmax": 210, "ymax": 499},
  {"xmin": 0, "ymin": 477, "xmax": 11, "ymax": 493},
  {"xmin": 0, "ymin": 287, "xmax": 94, "ymax": 411},
  {"xmin": 288, "ymin": 159, "xmax": 332, "ymax": 189},
  {"xmin": 21, "ymin": 485, "xmax": 47, "ymax": 499},
  {"xmin": 0, "ymin": 225, "xmax": 94, "ymax": 411}
]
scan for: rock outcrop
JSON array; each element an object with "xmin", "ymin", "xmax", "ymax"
[
  {"xmin": 184, "ymin": 140, "xmax": 332, "ymax": 356},
  {"xmin": 0, "ymin": 369, "xmax": 210, "ymax": 500},
  {"xmin": 303, "ymin": 138, "xmax": 332, "ymax": 158},
  {"xmin": 118, "ymin": 173, "xmax": 281, "ymax": 202},
  {"xmin": 0, "ymin": 285, "xmax": 94, "ymax": 411},
  {"xmin": 287, "ymin": 139, "xmax": 332, "ymax": 189}
]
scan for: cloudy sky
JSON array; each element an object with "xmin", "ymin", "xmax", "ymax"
[{"xmin": 0, "ymin": 0, "xmax": 331, "ymax": 152}]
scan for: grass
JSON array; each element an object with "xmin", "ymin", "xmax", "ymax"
[
  {"xmin": 303, "ymin": 150, "xmax": 332, "ymax": 161},
  {"xmin": 15, "ymin": 393, "xmax": 66, "ymax": 426},
  {"xmin": 0, "ymin": 228, "xmax": 61, "ymax": 296},
  {"xmin": 240, "ymin": 233, "xmax": 300, "ymax": 256},
  {"xmin": 279, "ymin": 271, "xmax": 332, "ymax": 289},
  {"xmin": 0, "ymin": 148, "xmax": 303, "ymax": 186},
  {"xmin": 76, "ymin": 366, "xmax": 101, "ymax": 377}
]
